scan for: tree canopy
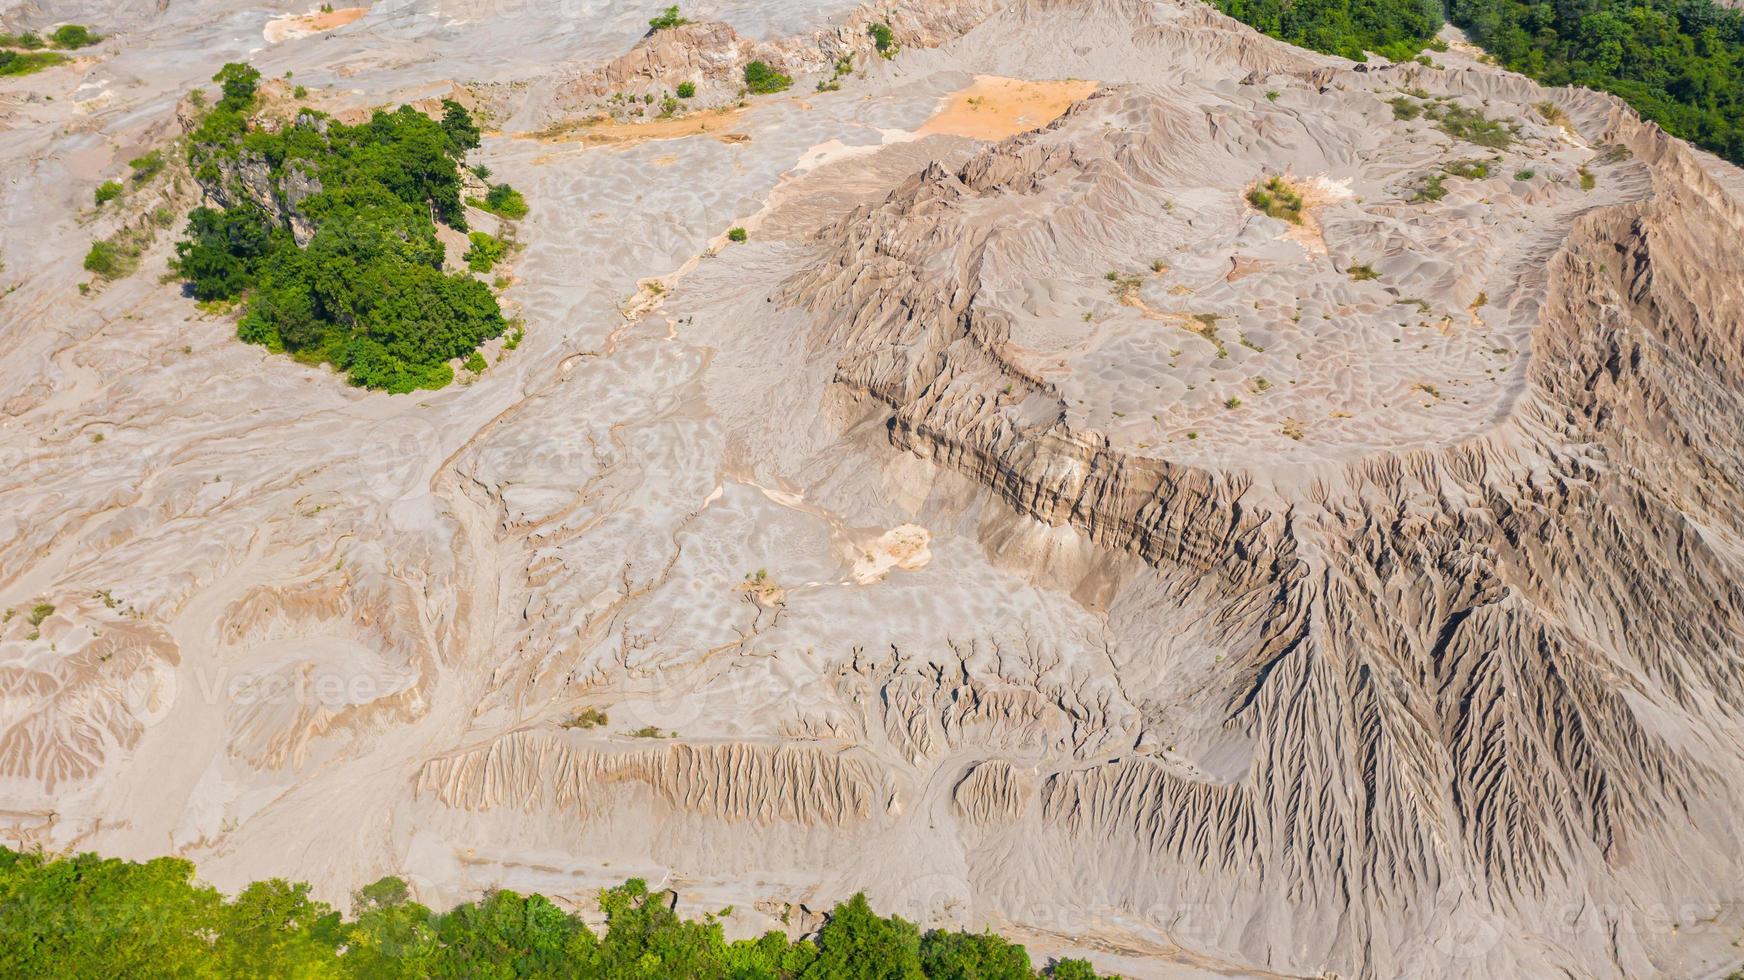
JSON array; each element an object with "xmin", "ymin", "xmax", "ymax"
[
  {"xmin": 0, "ymin": 847, "xmax": 1114, "ymax": 979},
  {"xmin": 177, "ymin": 63, "xmax": 518, "ymax": 392}
]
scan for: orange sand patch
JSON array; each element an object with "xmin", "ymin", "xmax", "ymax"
[
  {"xmin": 265, "ymin": 6, "xmax": 368, "ymax": 44},
  {"xmin": 918, "ymin": 76, "xmax": 1098, "ymax": 141},
  {"xmin": 531, "ymin": 107, "xmax": 750, "ymax": 156}
]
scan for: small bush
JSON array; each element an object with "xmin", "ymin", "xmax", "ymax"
[
  {"xmin": 1514, "ymin": 168, "xmax": 1535, "ymax": 180},
  {"xmin": 128, "ymin": 150, "xmax": 165, "ymax": 182},
  {"xmin": 868, "ymin": 22, "xmax": 896, "ymax": 56},
  {"xmin": 1246, "ymin": 176, "xmax": 1305, "ymax": 223},
  {"xmin": 628, "ymin": 725, "xmax": 667, "ymax": 738},
  {"xmin": 675, "ymin": 80, "xmax": 695, "ymax": 99},
  {"xmin": 464, "ymin": 231, "xmax": 506, "ymax": 273},
  {"xmin": 648, "ymin": 5, "xmax": 687, "ymax": 31},
  {"xmin": 1425, "ymin": 102, "xmax": 1516, "ymax": 149},
  {"xmin": 50, "ymin": 24, "xmax": 100, "ymax": 49},
  {"xmin": 1265, "ymin": 89, "xmax": 1280, "ymax": 101},
  {"xmin": 293, "ymin": 84, "xmax": 308, "ymax": 99},
  {"xmin": 83, "ymin": 240, "xmax": 135, "ymax": 279},
  {"xmin": 476, "ymin": 183, "xmax": 528, "ymax": 219},
  {"xmin": 463, "ymin": 350, "xmax": 487, "ymax": 374},
  {"xmin": 1578, "ymin": 166, "xmax": 1595, "ymax": 191},
  {"xmin": 1389, "ymin": 96, "xmax": 1422, "ymax": 120},
  {"xmin": 1412, "ymin": 173, "xmax": 1447, "ymax": 202},
  {"xmin": 28, "ymin": 602, "xmax": 55, "ymax": 627},
  {"xmin": 727, "ymin": 226, "xmax": 747, "ymax": 243},
  {"xmin": 1444, "ymin": 159, "xmax": 1490, "ymax": 179},
  {"xmin": 1534, "ymin": 100, "xmax": 1569, "ymax": 127},
  {"xmin": 562, "ymin": 707, "xmax": 609, "ymax": 729},
  {"xmin": 1348, "ymin": 263, "xmax": 1379, "ymax": 281},
  {"xmin": 742, "ymin": 60, "xmax": 791, "ymax": 95},
  {"xmin": 94, "ymin": 180, "xmax": 123, "ymax": 205}
]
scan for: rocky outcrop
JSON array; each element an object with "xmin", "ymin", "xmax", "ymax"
[{"xmin": 417, "ymin": 733, "xmax": 882, "ymax": 828}]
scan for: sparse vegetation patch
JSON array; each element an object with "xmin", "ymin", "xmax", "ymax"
[{"xmin": 1246, "ymin": 176, "xmax": 1304, "ymax": 223}]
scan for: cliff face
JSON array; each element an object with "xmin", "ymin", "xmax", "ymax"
[{"xmin": 766, "ymin": 21, "xmax": 1744, "ymax": 973}]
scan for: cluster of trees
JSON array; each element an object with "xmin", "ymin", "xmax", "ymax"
[
  {"xmin": 177, "ymin": 63, "xmax": 516, "ymax": 393},
  {"xmin": 1210, "ymin": 0, "xmax": 1441, "ymax": 62},
  {"xmin": 0, "ymin": 847, "xmax": 1113, "ymax": 978},
  {"xmin": 1449, "ymin": 0, "xmax": 1744, "ymax": 162}
]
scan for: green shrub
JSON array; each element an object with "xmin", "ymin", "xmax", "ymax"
[
  {"xmin": 464, "ymin": 231, "xmax": 506, "ymax": 272},
  {"xmin": 475, "ymin": 183, "xmax": 528, "ymax": 219},
  {"xmin": 1578, "ymin": 166, "xmax": 1595, "ymax": 190},
  {"xmin": 1412, "ymin": 172, "xmax": 1448, "ymax": 202},
  {"xmin": 561, "ymin": 707, "xmax": 609, "ymax": 728},
  {"xmin": 463, "ymin": 350, "xmax": 487, "ymax": 373},
  {"xmin": 1513, "ymin": 168, "xmax": 1535, "ymax": 180},
  {"xmin": 51, "ymin": 24, "xmax": 100, "ymax": 49},
  {"xmin": 742, "ymin": 60, "xmax": 791, "ymax": 94},
  {"xmin": 128, "ymin": 149, "xmax": 165, "ymax": 182},
  {"xmin": 83, "ymin": 240, "xmax": 134, "ymax": 278},
  {"xmin": 94, "ymin": 180, "xmax": 123, "ymax": 205},
  {"xmin": 1389, "ymin": 96, "xmax": 1422, "ymax": 120},
  {"xmin": 0, "ymin": 50, "xmax": 67, "ymax": 76},
  {"xmin": 1348, "ymin": 263, "xmax": 1379, "ymax": 280},
  {"xmin": 293, "ymin": 84, "xmax": 307, "ymax": 99},
  {"xmin": 648, "ymin": 5, "xmax": 687, "ymax": 30},
  {"xmin": 727, "ymin": 226, "xmax": 747, "ymax": 242},
  {"xmin": 27, "ymin": 602, "xmax": 54, "ymax": 627},
  {"xmin": 868, "ymin": 21, "xmax": 896, "ymax": 56},
  {"xmin": 1246, "ymin": 176, "xmax": 1304, "ymax": 223},
  {"xmin": 1443, "ymin": 159, "xmax": 1490, "ymax": 179},
  {"xmin": 675, "ymin": 80, "xmax": 695, "ymax": 98}
]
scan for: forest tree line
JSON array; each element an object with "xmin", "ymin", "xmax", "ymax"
[{"xmin": 0, "ymin": 846, "xmax": 1115, "ymax": 979}]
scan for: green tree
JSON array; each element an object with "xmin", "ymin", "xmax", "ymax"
[
  {"xmin": 213, "ymin": 62, "xmax": 261, "ymax": 111},
  {"xmin": 803, "ymin": 893, "xmax": 926, "ymax": 979}
]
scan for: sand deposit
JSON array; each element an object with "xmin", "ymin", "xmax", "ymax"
[
  {"xmin": 4, "ymin": 0, "xmax": 1744, "ymax": 977},
  {"xmin": 917, "ymin": 76, "xmax": 1100, "ymax": 140},
  {"xmin": 264, "ymin": 6, "xmax": 369, "ymax": 44}
]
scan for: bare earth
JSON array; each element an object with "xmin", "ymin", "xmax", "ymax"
[
  {"xmin": 917, "ymin": 76, "xmax": 1100, "ymax": 140},
  {"xmin": 264, "ymin": 6, "xmax": 369, "ymax": 44},
  {"xmin": 4, "ymin": 2, "xmax": 1744, "ymax": 978}
]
